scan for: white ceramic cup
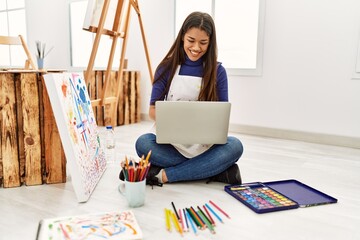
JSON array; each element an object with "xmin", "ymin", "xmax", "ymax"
[{"xmin": 118, "ymin": 179, "xmax": 146, "ymax": 208}]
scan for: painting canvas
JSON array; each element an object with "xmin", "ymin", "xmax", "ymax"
[
  {"xmin": 83, "ymin": 0, "xmax": 129, "ymax": 33},
  {"xmin": 43, "ymin": 72, "xmax": 106, "ymax": 202},
  {"xmin": 36, "ymin": 210, "xmax": 143, "ymax": 240},
  {"xmin": 83, "ymin": 0, "xmax": 118, "ymax": 31}
]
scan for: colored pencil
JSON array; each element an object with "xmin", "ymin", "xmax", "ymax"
[
  {"xmin": 186, "ymin": 208, "xmax": 201, "ymax": 229},
  {"xmin": 203, "ymin": 205, "xmax": 215, "ymax": 226},
  {"xmin": 209, "ymin": 200, "xmax": 230, "ymax": 219},
  {"xmin": 130, "ymin": 160, "xmax": 136, "ymax": 182},
  {"xmin": 185, "ymin": 210, "xmax": 197, "ymax": 235},
  {"xmin": 205, "ymin": 203, "xmax": 223, "ymax": 223},
  {"xmin": 183, "ymin": 209, "xmax": 189, "ymax": 231},
  {"xmin": 124, "ymin": 156, "xmax": 129, "ymax": 180},
  {"xmin": 190, "ymin": 207, "xmax": 205, "ymax": 229},
  {"xmin": 179, "ymin": 209, "xmax": 187, "ymax": 232},
  {"xmin": 171, "ymin": 211, "xmax": 183, "ymax": 236},
  {"xmin": 165, "ymin": 208, "xmax": 171, "ymax": 232},
  {"xmin": 141, "ymin": 162, "xmax": 151, "ymax": 181},
  {"xmin": 197, "ymin": 206, "xmax": 212, "ymax": 226},
  {"xmin": 145, "ymin": 150, "xmax": 152, "ymax": 164},
  {"xmin": 197, "ymin": 210, "xmax": 216, "ymax": 234},
  {"xmin": 171, "ymin": 202, "xmax": 181, "ymax": 222},
  {"xmin": 122, "ymin": 155, "xmax": 151, "ymax": 182}
]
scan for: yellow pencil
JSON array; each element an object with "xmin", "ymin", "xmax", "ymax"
[
  {"xmin": 171, "ymin": 211, "xmax": 183, "ymax": 236},
  {"xmin": 165, "ymin": 208, "xmax": 171, "ymax": 232},
  {"xmin": 145, "ymin": 150, "xmax": 152, "ymax": 164}
]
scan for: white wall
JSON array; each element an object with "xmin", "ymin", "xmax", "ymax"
[
  {"xmin": 26, "ymin": 0, "xmax": 71, "ymax": 70},
  {"xmin": 25, "ymin": 0, "xmax": 360, "ymax": 143},
  {"xmin": 229, "ymin": 0, "xmax": 360, "ymax": 140}
]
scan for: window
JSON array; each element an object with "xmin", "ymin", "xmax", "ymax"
[
  {"xmin": 0, "ymin": 0, "xmax": 27, "ymax": 67},
  {"xmin": 175, "ymin": 0, "xmax": 266, "ymax": 76}
]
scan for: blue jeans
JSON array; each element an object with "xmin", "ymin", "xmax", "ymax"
[{"xmin": 135, "ymin": 133, "xmax": 243, "ymax": 182}]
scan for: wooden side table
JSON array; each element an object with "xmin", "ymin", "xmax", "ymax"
[{"xmin": 0, "ymin": 70, "xmax": 66, "ymax": 188}]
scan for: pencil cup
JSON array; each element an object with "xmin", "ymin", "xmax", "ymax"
[
  {"xmin": 37, "ymin": 58, "xmax": 44, "ymax": 69},
  {"xmin": 118, "ymin": 179, "xmax": 146, "ymax": 208}
]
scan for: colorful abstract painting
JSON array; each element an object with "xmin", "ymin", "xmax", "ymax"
[
  {"xmin": 44, "ymin": 72, "xmax": 106, "ymax": 202},
  {"xmin": 37, "ymin": 210, "xmax": 142, "ymax": 240}
]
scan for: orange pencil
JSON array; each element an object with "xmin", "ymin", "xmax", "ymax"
[
  {"xmin": 134, "ymin": 166, "xmax": 139, "ymax": 182},
  {"xmin": 136, "ymin": 165, "xmax": 143, "ymax": 181},
  {"xmin": 189, "ymin": 207, "xmax": 205, "ymax": 229}
]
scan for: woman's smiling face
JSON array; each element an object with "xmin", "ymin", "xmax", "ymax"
[{"xmin": 183, "ymin": 27, "xmax": 210, "ymax": 62}]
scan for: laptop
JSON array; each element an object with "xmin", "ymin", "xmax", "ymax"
[{"xmin": 155, "ymin": 101, "xmax": 231, "ymax": 144}]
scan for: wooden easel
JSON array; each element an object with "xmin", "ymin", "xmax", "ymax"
[{"xmin": 84, "ymin": 0, "xmax": 153, "ymax": 126}]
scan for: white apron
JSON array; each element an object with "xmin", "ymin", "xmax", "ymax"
[{"xmin": 157, "ymin": 66, "xmax": 212, "ymax": 158}]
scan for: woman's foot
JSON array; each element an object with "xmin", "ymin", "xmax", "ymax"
[
  {"xmin": 207, "ymin": 164, "xmax": 242, "ymax": 184},
  {"xmin": 146, "ymin": 165, "xmax": 164, "ymax": 187}
]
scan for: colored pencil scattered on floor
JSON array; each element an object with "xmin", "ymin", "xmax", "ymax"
[
  {"xmin": 165, "ymin": 201, "xmax": 230, "ymax": 236},
  {"xmin": 205, "ymin": 203, "xmax": 223, "ymax": 223},
  {"xmin": 197, "ymin": 209, "xmax": 216, "ymax": 234},
  {"xmin": 165, "ymin": 208, "xmax": 171, "ymax": 232},
  {"xmin": 185, "ymin": 210, "xmax": 197, "ymax": 235},
  {"xmin": 183, "ymin": 209, "xmax": 189, "ymax": 232},
  {"xmin": 203, "ymin": 204, "xmax": 215, "ymax": 226},
  {"xmin": 171, "ymin": 201, "xmax": 181, "ymax": 221},
  {"xmin": 209, "ymin": 200, "xmax": 231, "ymax": 219},
  {"xmin": 171, "ymin": 211, "xmax": 183, "ymax": 236}
]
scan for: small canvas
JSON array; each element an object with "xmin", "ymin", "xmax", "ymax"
[
  {"xmin": 43, "ymin": 72, "xmax": 106, "ymax": 202},
  {"xmin": 36, "ymin": 210, "xmax": 143, "ymax": 240},
  {"xmin": 83, "ymin": 0, "xmax": 120, "ymax": 32}
]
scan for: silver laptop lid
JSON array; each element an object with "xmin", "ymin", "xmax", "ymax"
[{"xmin": 155, "ymin": 101, "xmax": 231, "ymax": 144}]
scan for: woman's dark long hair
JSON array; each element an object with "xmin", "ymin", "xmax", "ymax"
[{"xmin": 154, "ymin": 11, "xmax": 218, "ymax": 101}]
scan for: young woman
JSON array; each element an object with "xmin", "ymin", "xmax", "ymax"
[{"xmin": 121, "ymin": 11, "xmax": 243, "ymax": 186}]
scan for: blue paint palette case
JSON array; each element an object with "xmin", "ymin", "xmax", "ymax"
[{"xmin": 224, "ymin": 179, "xmax": 337, "ymax": 214}]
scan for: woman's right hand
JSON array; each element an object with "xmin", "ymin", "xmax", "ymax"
[{"xmin": 149, "ymin": 105, "xmax": 156, "ymax": 121}]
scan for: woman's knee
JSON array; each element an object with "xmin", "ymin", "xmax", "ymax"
[
  {"xmin": 228, "ymin": 136, "xmax": 244, "ymax": 160},
  {"xmin": 135, "ymin": 133, "xmax": 156, "ymax": 154}
]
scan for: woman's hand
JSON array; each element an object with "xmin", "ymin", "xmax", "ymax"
[{"xmin": 149, "ymin": 105, "xmax": 156, "ymax": 121}]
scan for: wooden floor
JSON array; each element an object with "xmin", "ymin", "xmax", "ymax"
[{"xmin": 1, "ymin": 121, "xmax": 359, "ymax": 240}]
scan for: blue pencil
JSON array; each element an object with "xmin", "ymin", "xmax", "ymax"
[
  {"xmin": 185, "ymin": 209, "xmax": 197, "ymax": 235},
  {"xmin": 205, "ymin": 203, "xmax": 223, "ymax": 223}
]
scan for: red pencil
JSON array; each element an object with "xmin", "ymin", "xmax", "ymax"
[
  {"xmin": 140, "ymin": 162, "xmax": 151, "ymax": 181},
  {"xmin": 203, "ymin": 205, "xmax": 215, "ymax": 226},
  {"xmin": 209, "ymin": 200, "xmax": 230, "ymax": 219}
]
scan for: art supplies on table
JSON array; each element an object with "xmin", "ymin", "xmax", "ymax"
[
  {"xmin": 164, "ymin": 200, "xmax": 230, "ymax": 236},
  {"xmin": 224, "ymin": 179, "xmax": 337, "ymax": 214},
  {"xmin": 36, "ymin": 210, "xmax": 142, "ymax": 240}
]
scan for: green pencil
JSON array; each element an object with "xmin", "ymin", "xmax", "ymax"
[{"xmin": 197, "ymin": 210, "xmax": 216, "ymax": 234}]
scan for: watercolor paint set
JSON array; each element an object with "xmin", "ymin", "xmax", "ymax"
[{"xmin": 224, "ymin": 179, "xmax": 337, "ymax": 214}]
